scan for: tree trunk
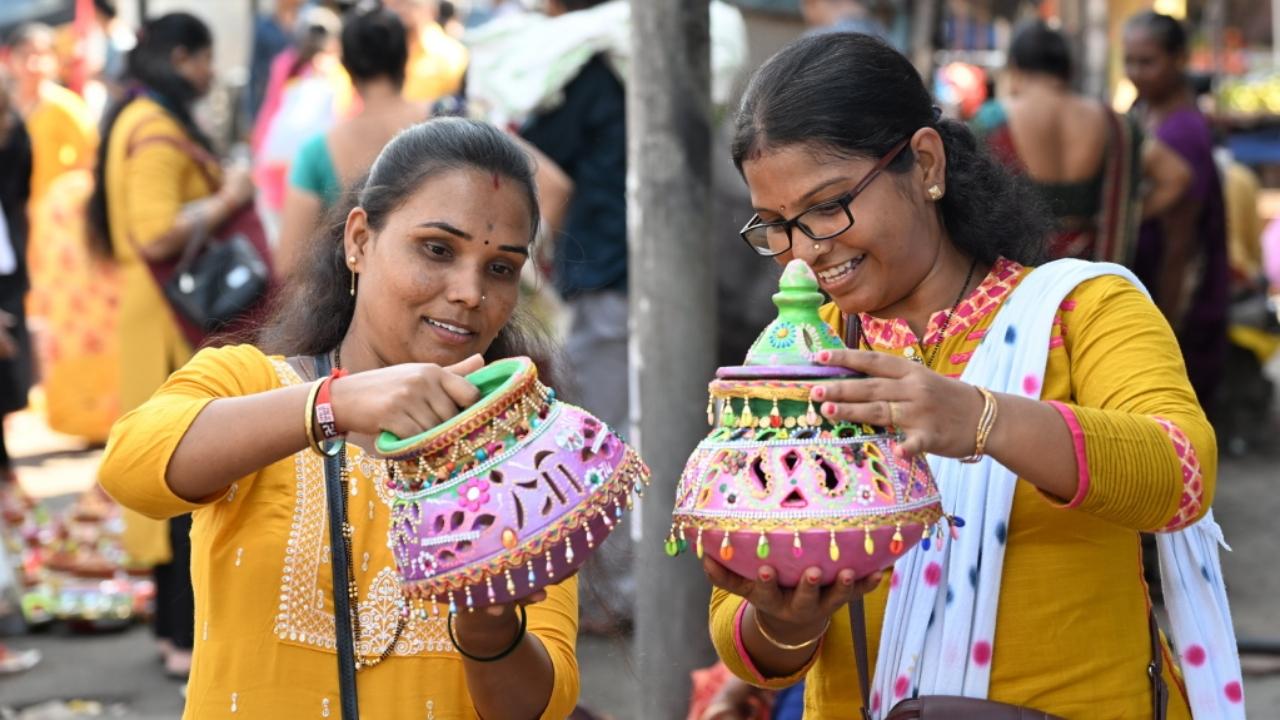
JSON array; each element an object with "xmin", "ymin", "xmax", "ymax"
[{"xmin": 629, "ymin": 0, "xmax": 719, "ymax": 718}]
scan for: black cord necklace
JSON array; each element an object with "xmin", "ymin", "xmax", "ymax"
[{"xmin": 920, "ymin": 258, "xmax": 980, "ymax": 370}]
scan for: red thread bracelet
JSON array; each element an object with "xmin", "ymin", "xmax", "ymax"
[{"xmin": 315, "ymin": 368, "xmax": 348, "ymax": 444}]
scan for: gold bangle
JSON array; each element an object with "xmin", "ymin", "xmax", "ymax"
[
  {"xmin": 960, "ymin": 386, "xmax": 998, "ymax": 464},
  {"xmin": 752, "ymin": 607, "xmax": 829, "ymax": 651},
  {"xmin": 303, "ymin": 380, "xmax": 326, "ymax": 455}
]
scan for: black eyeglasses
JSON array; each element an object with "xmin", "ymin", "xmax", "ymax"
[{"xmin": 738, "ymin": 137, "xmax": 911, "ymax": 257}]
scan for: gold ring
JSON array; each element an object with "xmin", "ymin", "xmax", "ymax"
[{"xmin": 887, "ymin": 400, "xmax": 898, "ymax": 428}]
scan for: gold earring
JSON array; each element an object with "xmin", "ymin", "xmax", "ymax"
[
  {"xmin": 928, "ymin": 185, "xmax": 944, "ymax": 201},
  {"xmin": 347, "ymin": 256, "xmax": 357, "ymax": 297}
]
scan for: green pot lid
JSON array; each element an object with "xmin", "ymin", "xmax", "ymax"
[{"xmin": 743, "ymin": 260, "xmax": 846, "ymax": 367}]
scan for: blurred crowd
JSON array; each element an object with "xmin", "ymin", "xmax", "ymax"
[{"xmin": 0, "ymin": 0, "xmax": 1274, "ymax": 717}]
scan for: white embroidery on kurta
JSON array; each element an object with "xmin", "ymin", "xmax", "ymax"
[{"xmin": 269, "ymin": 358, "xmax": 455, "ymax": 658}]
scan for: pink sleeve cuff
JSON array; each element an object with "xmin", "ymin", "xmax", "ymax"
[
  {"xmin": 1047, "ymin": 401, "xmax": 1090, "ymax": 509},
  {"xmin": 733, "ymin": 600, "xmax": 770, "ymax": 684},
  {"xmin": 732, "ymin": 599, "xmax": 825, "ymax": 686}
]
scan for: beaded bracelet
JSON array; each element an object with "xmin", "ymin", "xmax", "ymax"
[
  {"xmin": 752, "ymin": 607, "xmax": 829, "ymax": 651},
  {"xmin": 447, "ymin": 604, "xmax": 528, "ymax": 663},
  {"xmin": 960, "ymin": 386, "xmax": 998, "ymax": 464}
]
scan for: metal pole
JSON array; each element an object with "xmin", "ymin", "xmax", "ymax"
[{"xmin": 628, "ymin": 0, "xmax": 718, "ymax": 718}]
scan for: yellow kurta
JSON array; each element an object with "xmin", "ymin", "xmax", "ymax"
[
  {"xmin": 403, "ymin": 23, "xmax": 468, "ymax": 104},
  {"xmin": 711, "ymin": 259, "xmax": 1213, "ymax": 719},
  {"xmin": 98, "ymin": 344, "xmax": 581, "ymax": 719},
  {"xmin": 23, "ymin": 82, "xmax": 96, "ymax": 204},
  {"xmin": 103, "ymin": 97, "xmax": 215, "ymax": 414},
  {"xmin": 104, "ymin": 97, "xmax": 222, "ymax": 564}
]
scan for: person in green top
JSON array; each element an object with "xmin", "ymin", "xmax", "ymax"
[{"xmin": 277, "ymin": 6, "xmax": 427, "ymax": 278}]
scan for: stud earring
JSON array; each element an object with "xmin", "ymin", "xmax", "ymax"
[{"xmin": 927, "ymin": 185, "xmax": 944, "ymax": 201}]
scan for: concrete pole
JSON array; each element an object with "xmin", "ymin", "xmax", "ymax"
[
  {"xmin": 910, "ymin": 0, "xmax": 938, "ymax": 81},
  {"xmin": 1081, "ymin": 0, "xmax": 1110, "ymax": 100},
  {"xmin": 628, "ymin": 0, "xmax": 718, "ymax": 718}
]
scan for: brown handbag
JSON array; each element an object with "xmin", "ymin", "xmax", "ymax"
[{"xmin": 848, "ymin": 598, "xmax": 1168, "ymax": 720}]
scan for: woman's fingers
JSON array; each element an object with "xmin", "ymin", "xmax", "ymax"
[
  {"xmin": 821, "ymin": 400, "xmax": 894, "ymax": 427},
  {"xmin": 702, "ymin": 556, "xmax": 754, "ymax": 598},
  {"xmin": 749, "ymin": 566, "xmax": 783, "ymax": 612},
  {"xmin": 787, "ymin": 567, "xmax": 823, "ymax": 616},
  {"xmin": 810, "ymin": 377, "xmax": 895, "ymax": 404},
  {"xmin": 816, "ymin": 349, "xmax": 913, "ymax": 378}
]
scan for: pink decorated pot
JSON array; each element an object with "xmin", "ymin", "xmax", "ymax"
[
  {"xmin": 376, "ymin": 357, "xmax": 649, "ymax": 612},
  {"xmin": 668, "ymin": 260, "xmax": 944, "ymax": 586}
]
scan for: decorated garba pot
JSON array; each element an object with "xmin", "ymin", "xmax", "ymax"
[
  {"xmin": 376, "ymin": 357, "xmax": 649, "ymax": 613},
  {"xmin": 668, "ymin": 260, "xmax": 946, "ymax": 586}
]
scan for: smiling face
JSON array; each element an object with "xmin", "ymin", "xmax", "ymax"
[
  {"xmin": 344, "ymin": 167, "xmax": 534, "ymax": 367},
  {"xmin": 740, "ymin": 132, "xmax": 947, "ymax": 318}
]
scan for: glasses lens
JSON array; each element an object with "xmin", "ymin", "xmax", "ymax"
[
  {"xmin": 796, "ymin": 201, "xmax": 852, "ymax": 240},
  {"xmin": 742, "ymin": 223, "xmax": 784, "ymax": 256}
]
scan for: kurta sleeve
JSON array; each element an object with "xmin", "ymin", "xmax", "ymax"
[
  {"xmin": 98, "ymin": 344, "xmax": 281, "ymax": 520},
  {"xmin": 1044, "ymin": 276, "xmax": 1216, "ymax": 532},
  {"xmin": 526, "ymin": 575, "xmax": 581, "ymax": 719},
  {"xmin": 709, "ymin": 588, "xmax": 823, "ymax": 689}
]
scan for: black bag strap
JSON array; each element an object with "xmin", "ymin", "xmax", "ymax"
[
  {"xmin": 850, "ymin": 599, "xmax": 873, "ymax": 720},
  {"xmin": 316, "ymin": 352, "xmax": 360, "ymax": 720},
  {"xmin": 848, "ymin": 594, "xmax": 1169, "ymax": 719}
]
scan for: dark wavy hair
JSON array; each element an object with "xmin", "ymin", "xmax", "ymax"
[
  {"xmin": 341, "ymin": 6, "xmax": 408, "ymax": 89},
  {"xmin": 86, "ymin": 12, "xmax": 213, "ymax": 257},
  {"xmin": 732, "ymin": 32, "xmax": 1049, "ymax": 266},
  {"xmin": 258, "ymin": 117, "xmax": 565, "ymax": 390},
  {"xmin": 1126, "ymin": 11, "xmax": 1189, "ymax": 56}
]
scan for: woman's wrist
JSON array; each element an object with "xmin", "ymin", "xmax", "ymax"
[
  {"xmin": 452, "ymin": 607, "xmax": 526, "ymax": 657},
  {"xmin": 749, "ymin": 605, "xmax": 828, "ymax": 651}
]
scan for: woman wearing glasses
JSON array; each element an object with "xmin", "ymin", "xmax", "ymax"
[{"xmin": 702, "ymin": 33, "xmax": 1242, "ymax": 719}]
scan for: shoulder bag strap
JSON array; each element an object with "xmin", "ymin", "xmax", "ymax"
[
  {"xmin": 1150, "ymin": 609, "xmax": 1169, "ymax": 720},
  {"xmin": 850, "ymin": 599, "xmax": 874, "ymax": 720},
  {"xmin": 315, "ymin": 352, "xmax": 360, "ymax": 720}
]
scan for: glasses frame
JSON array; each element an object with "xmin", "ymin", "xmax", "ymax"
[{"xmin": 738, "ymin": 137, "xmax": 912, "ymax": 257}]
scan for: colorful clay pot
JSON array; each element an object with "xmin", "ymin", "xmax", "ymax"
[
  {"xmin": 669, "ymin": 260, "xmax": 945, "ymax": 586},
  {"xmin": 377, "ymin": 357, "xmax": 649, "ymax": 612}
]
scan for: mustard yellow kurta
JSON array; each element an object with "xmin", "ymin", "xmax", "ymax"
[
  {"xmin": 711, "ymin": 259, "xmax": 1213, "ymax": 719},
  {"xmin": 403, "ymin": 23, "xmax": 468, "ymax": 104},
  {"xmin": 23, "ymin": 82, "xmax": 96, "ymax": 204},
  {"xmin": 98, "ymin": 344, "xmax": 581, "ymax": 719},
  {"xmin": 104, "ymin": 97, "xmax": 216, "ymax": 414}
]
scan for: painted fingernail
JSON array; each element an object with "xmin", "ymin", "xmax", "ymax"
[
  {"xmin": 812, "ymin": 386, "xmax": 826, "ymax": 400},
  {"xmin": 816, "ymin": 350, "xmax": 832, "ymax": 363},
  {"xmin": 822, "ymin": 402, "xmax": 837, "ymax": 416},
  {"xmin": 841, "ymin": 573, "xmax": 855, "ymax": 586},
  {"xmin": 807, "ymin": 571, "xmax": 821, "ymax": 584},
  {"xmin": 758, "ymin": 568, "xmax": 773, "ymax": 582}
]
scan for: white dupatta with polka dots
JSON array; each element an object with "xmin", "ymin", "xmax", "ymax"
[{"xmin": 870, "ymin": 259, "xmax": 1245, "ymax": 719}]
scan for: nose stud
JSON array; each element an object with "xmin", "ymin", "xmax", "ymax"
[{"xmin": 813, "ymin": 243, "xmax": 822, "ymax": 252}]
